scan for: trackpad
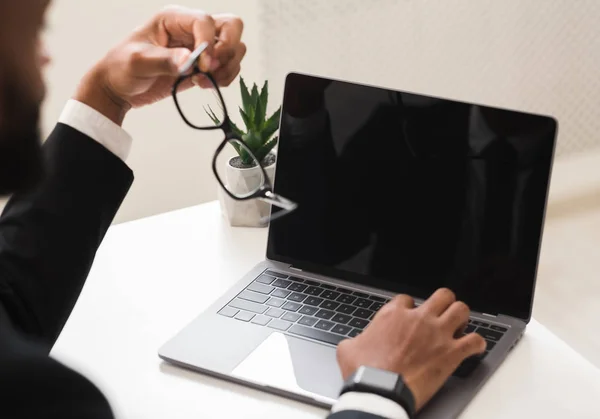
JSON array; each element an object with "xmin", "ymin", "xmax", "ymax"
[{"xmin": 231, "ymin": 332, "xmax": 342, "ymax": 403}]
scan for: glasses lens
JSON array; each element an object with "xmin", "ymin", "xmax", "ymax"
[
  {"xmin": 216, "ymin": 139, "xmax": 265, "ymax": 198},
  {"xmin": 174, "ymin": 78, "xmax": 225, "ymax": 129}
]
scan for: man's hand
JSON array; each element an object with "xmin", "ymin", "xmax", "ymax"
[
  {"xmin": 74, "ymin": 5, "xmax": 246, "ymax": 125},
  {"xmin": 337, "ymin": 288, "xmax": 486, "ymax": 412}
]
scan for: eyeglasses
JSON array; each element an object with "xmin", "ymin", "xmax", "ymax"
[{"xmin": 172, "ymin": 42, "xmax": 298, "ymax": 225}]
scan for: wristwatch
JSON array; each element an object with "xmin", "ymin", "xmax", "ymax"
[{"xmin": 340, "ymin": 366, "xmax": 416, "ymax": 418}]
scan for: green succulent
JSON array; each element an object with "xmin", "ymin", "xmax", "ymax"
[{"xmin": 205, "ymin": 77, "xmax": 281, "ymax": 167}]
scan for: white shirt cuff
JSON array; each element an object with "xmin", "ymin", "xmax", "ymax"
[
  {"xmin": 58, "ymin": 99, "xmax": 132, "ymax": 162},
  {"xmin": 331, "ymin": 392, "xmax": 410, "ymax": 419}
]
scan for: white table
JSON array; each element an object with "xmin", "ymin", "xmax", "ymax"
[{"xmin": 51, "ymin": 201, "xmax": 600, "ymax": 419}]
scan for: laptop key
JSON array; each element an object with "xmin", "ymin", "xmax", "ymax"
[
  {"xmin": 336, "ymin": 287, "xmax": 353, "ymax": 294},
  {"xmin": 229, "ymin": 299, "xmax": 267, "ymax": 314},
  {"xmin": 299, "ymin": 306, "xmax": 319, "ymax": 315},
  {"xmin": 353, "ymin": 298, "xmax": 373, "ymax": 309},
  {"xmin": 288, "ymin": 292, "xmax": 307, "ymax": 302},
  {"xmin": 272, "ymin": 279, "xmax": 292, "ymax": 288},
  {"xmin": 251, "ymin": 315, "xmax": 271, "ymax": 326},
  {"xmin": 268, "ymin": 319, "xmax": 292, "ymax": 331},
  {"xmin": 348, "ymin": 318, "xmax": 369, "ymax": 329},
  {"xmin": 353, "ymin": 309, "xmax": 374, "ymax": 319},
  {"xmin": 272, "ymin": 289, "xmax": 291, "ymax": 298},
  {"xmin": 348, "ymin": 329, "xmax": 361, "ymax": 338},
  {"xmin": 282, "ymin": 302, "xmax": 302, "ymax": 312},
  {"xmin": 288, "ymin": 276, "xmax": 304, "ymax": 283},
  {"xmin": 298, "ymin": 316, "xmax": 318, "ymax": 326},
  {"xmin": 370, "ymin": 302, "xmax": 385, "ymax": 312},
  {"xmin": 337, "ymin": 294, "xmax": 356, "ymax": 304},
  {"xmin": 305, "ymin": 286, "xmax": 324, "ymax": 296},
  {"xmin": 320, "ymin": 284, "xmax": 337, "ymax": 290},
  {"xmin": 304, "ymin": 280, "xmax": 321, "ymax": 286},
  {"xmin": 353, "ymin": 291, "xmax": 369, "ymax": 298},
  {"xmin": 218, "ymin": 306, "xmax": 239, "ymax": 318},
  {"xmin": 321, "ymin": 290, "xmax": 341, "ymax": 301},
  {"xmin": 490, "ymin": 325, "xmax": 508, "ymax": 332},
  {"xmin": 288, "ymin": 283, "xmax": 308, "ymax": 292},
  {"xmin": 256, "ymin": 275, "xmax": 276, "ymax": 285},
  {"xmin": 265, "ymin": 270, "xmax": 288, "ymax": 278},
  {"xmin": 486, "ymin": 340, "xmax": 496, "ymax": 351},
  {"xmin": 288, "ymin": 325, "xmax": 346, "ymax": 346},
  {"xmin": 331, "ymin": 314, "xmax": 352, "ymax": 324},
  {"xmin": 315, "ymin": 309, "xmax": 335, "ymax": 320},
  {"xmin": 305, "ymin": 297, "xmax": 324, "ymax": 306},
  {"xmin": 464, "ymin": 324, "xmax": 476, "ymax": 334},
  {"xmin": 336, "ymin": 304, "xmax": 357, "ymax": 315},
  {"xmin": 282, "ymin": 312, "xmax": 302, "ymax": 323},
  {"xmin": 238, "ymin": 290, "xmax": 270, "ymax": 304},
  {"xmin": 477, "ymin": 328, "xmax": 503, "ymax": 342},
  {"xmin": 369, "ymin": 295, "xmax": 387, "ymax": 302},
  {"xmin": 266, "ymin": 308, "xmax": 285, "ymax": 318},
  {"xmin": 472, "ymin": 320, "xmax": 490, "ymax": 328},
  {"xmin": 320, "ymin": 300, "xmax": 340, "ymax": 310},
  {"xmin": 235, "ymin": 311, "xmax": 255, "ymax": 322},
  {"xmin": 266, "ymin": 298, "xmax": 285, "ymax": 308},
  {"xmin": 247, "ymin": 282, "xmax": 275, "ymax": 295},
  {"xmin": 315, "ymin": 320, "xmax": 335, "ymax": 331},
  {"xmin": 331, "ymin": 324, "xmax": 352, "ymax": 335}
]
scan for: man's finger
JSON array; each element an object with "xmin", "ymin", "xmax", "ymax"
[
  {"xmin": 213, "ymin": 43, "xmax": 236, "ymax": 68},
  {"xmin": 214, "ymin": 62, "xmax": 241, "ymax": 87},
  {"xmin": 191, "ymin": 16, "xmax": 217, "ymax": 71},
  {"xmin": 453, "ymin": 332, "xmax": 487, "ymax": 362},
  {"xmin": 439, "ymin": 301, "xmax": 470, "ymax": 334},
  {"xmin": 153, "ymin": 6, "xmax": 217, "ymax": 71},
  {"xmin": 128, "ymin": 44, "xmax": 190, "ymax": 77},
  {"xmin": 213, "ymin": 14, "xmax": 244, "ymax": 45},
  {"xmin": 191, "ymin": 74, "xmax": 213, "ymax": 89},
  {"xmin": 419, "ymin": 288, "xmax": 456, "ymax": 316},
  {"xmin": 213, "ymin": 43, "xmax": 246, "ymax": 86},
  {"xmin": 390, "ymin": 294, "xmax": 415, "ymax": 309}
]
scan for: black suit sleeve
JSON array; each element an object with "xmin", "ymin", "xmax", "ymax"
[
  {"xmin": 0, "ymin": 123, "xmax": 133, "ymax": 418},
  {"xmin": 0, "ymin": 123, "xmax": 133, "ymax": 347},
  {"xmin": 0, "ymin": 304, "xmax": 116, "ymax": 419}
]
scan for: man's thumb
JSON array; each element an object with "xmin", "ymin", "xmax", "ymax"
[{"xmin": 170, "ymin": 48, "xmax": 192, "ymax": 71}]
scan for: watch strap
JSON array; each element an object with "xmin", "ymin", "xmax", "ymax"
[
  {"xmin": 340, "ymin": 368, "xmax": 416, "ymax": 419},
  {"xmin": 394, "ymin": 376, "xmax": 416, "ymax": 418}
]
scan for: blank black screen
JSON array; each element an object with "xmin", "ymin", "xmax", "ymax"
[{"xmin": 267, "ymin": 72, "xmax": 557, "ymax": 321}]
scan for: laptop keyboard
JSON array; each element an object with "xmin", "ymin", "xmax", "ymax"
[{"xmin": 218, "ymin": 269, "xmax": 508, "ymax": 377}]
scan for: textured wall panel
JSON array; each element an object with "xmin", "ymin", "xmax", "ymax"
[{"xmin": 258, "ymin": 0, "xmax": 600, "ymax": 157}]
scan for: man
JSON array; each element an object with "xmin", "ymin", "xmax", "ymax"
[{"xmin": 0, "ymin": 2, "xmax": 486, "ymax": 419}]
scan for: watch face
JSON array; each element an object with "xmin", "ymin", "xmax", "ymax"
[{"xmin": 359, "ymin": 367, "xmax": 398, "ymax": 392}]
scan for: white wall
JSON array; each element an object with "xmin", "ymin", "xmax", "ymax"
[{"xmin": 39, "ymin": 0, "xmax": 263, "ymax": 224}]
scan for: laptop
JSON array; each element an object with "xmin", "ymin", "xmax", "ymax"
[{"xmin": 159, "ymin": 72, "xmax": 558, "ymax": 418}]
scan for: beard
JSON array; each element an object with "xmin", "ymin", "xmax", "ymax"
[{"xmin": 0, "ymin": 68, "xmax": 44, "ymax": 196}]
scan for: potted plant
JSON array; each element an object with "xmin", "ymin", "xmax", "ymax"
[{"xmin": 208, "ymin": 77, "xmax": 281, "ymax": 227}]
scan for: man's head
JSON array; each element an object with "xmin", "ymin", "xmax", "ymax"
[{"xmin": 0, "ymin": 0, "xmax": 52, "ymax": 195}]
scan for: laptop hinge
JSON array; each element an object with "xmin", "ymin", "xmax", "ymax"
[
  {"xmin": 289, "ymin": 266, "xmax": 303, "ymax": 272},
  {"xmin": 481, "ymin": 313, "xmax": 498, "ymax": 318}
]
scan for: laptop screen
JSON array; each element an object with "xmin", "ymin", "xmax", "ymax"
[{"xmin": 267, "ymin": 72, "xmax": 557, "ymax": 321}]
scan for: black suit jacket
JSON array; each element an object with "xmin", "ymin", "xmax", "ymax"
[{"xmin": 0, "ymin": 124, "xmax": 386, "ymax": 419}]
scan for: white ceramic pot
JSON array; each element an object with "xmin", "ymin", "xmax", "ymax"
[{"xmin": 218, "ymin": 154, "xmax": 276, "ymax": 227}]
